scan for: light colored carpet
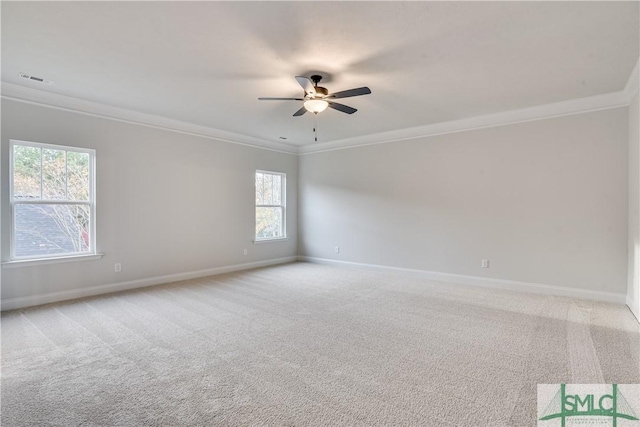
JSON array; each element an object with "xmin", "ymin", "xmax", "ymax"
[{"xmin": 1, "ymin": 262, "xmax": 638, "ymax": 426}]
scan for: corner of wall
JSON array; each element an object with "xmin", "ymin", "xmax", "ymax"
[{"xmin": 628, "ymin": 87, "xmax": 640, "ymax": 322}]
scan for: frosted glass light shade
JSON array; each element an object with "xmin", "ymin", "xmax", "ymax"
[{"xmin": 304, "ymin": 99, "xmax": 329, "ymax": 114}]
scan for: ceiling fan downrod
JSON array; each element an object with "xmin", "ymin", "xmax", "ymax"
[{"xmin": 310, "ymin": 75, "xmax": 322, "ymax": 87}]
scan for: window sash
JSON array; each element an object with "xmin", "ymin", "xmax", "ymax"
[
  {"xmin": 11, "ymin": 202, "xmax": 95, "ymax": 260},
  {"xmin": 255, "ymin": 206, "xmax": 284, "ymax": 240},
  {"xmin": 11, "ymin": 140, "xmax": 94, "ymax": 202}
]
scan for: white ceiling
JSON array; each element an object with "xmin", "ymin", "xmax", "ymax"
[{"xmin": 2, "ymin": 1, "xmax": 638, "ymax": 148}]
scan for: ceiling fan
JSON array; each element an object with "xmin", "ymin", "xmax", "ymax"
[{"xmin": 258, "ymin": 75, "xmax": 371, "ymax": 116}]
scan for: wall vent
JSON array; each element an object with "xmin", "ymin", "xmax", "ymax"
[{"xmin": 19, "ymin": 73, "xmax": 53, "ymax": 85}]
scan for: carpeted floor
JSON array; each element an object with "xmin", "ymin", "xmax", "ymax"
[{"xmin": 1, "ymin": 262, "xmax": 639, "ymax": 426}]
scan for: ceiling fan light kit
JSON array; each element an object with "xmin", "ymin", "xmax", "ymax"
[{"xmin": 303, "ymin": 99, "xmax": 329, "ymax": 114}]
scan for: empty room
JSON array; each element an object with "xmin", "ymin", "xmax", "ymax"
[{"xmin": 1, "ymin": 1, "xmax": 639, "ymax": 426}]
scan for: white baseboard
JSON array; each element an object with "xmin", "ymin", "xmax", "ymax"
[
  {"xmin": 627, "ymin": 294, "xmax": 640, "ymax": 322},
  {"xmin": 299, "ymin": 256, "xmax": 627, "ymax": 305},
  {"xmin": 1, "ymin": 256, "xmax": 297, "ymax": 311},
  {"xmin": 3, "ymin": 255, "xmax": 629, "ymax": 311}
]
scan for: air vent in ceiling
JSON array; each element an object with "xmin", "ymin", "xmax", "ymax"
[{"xmin": 19, "ymin": 73, "xmax": 53, "ymax": 85}]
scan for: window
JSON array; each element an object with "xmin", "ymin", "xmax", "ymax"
[
  {"xmin": 255, "ymin": 170, "xmax": 285, "ymax": 241},
  {"xmin": 10, "ymin": 140, "xmax": 96, "ymax": 260}
]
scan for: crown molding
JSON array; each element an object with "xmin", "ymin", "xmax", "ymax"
[
  {"xmin": 2, "ymin": 77, "xmax": 636, "ymax": 157},
  {"xmin": 299, "ymin": 90, "xmax": 631, "ymax": 154},
  {"xmin": 0, "ymin": 82, "xmax": 298, "ymax": 155}
]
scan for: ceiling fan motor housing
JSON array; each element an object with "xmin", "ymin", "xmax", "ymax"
[{"xmin": 310, "ymin": 86, "xmax": 328, "ymax": 97}]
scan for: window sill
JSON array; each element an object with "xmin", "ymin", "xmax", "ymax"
[
  {"xmin": 253, "ymin": 237, "xmax": 289, "ymax": 245},
  {"xmin": 2, "ymin": 253, "xmax": 104, "ymax": 268}
]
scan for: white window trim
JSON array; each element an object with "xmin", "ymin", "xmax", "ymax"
[
  {"xmin": 253, "ymin": 237, "xmax": 289, "ymax": 244},
  {"xmin": 9, "ymin": 139, "xmax": 97, "ymax": 261},
  {"xmin": 255, "ymin": 170, "xmax": 286, "ymax": 242},
  {"xmin": 2, "ymin": 253, "xmax": 104, "ymax": 268}
]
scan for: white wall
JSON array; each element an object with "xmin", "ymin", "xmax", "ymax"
[
  {"xmin": 299, "ymin": 108, "xmax": 629, "ymax": 294},
  {"xmin": 1, "ymin": 99, "xmax": 298, "ymax": 305},
  {"xmin": 629, "ymin": 92, "xmax": 640, "ymax": 320},
  {"xmin": 1, "ymin": 98, "xmax": 633, "ymax": 308}
]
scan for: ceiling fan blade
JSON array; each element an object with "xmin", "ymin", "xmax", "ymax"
[
  {"xmin": 258, "ymin": 97, "xmax": 304, "ymax": 101},
  {"xmin": 328, "ymin": 101, "xmax": 357, "ymax": 114},
  {"xmin": 326, "ymin": 87, "xmax": 371, "ymax": 99},
  {"xmin": 293, "ymin": 106, "xmax": 307, "ymax": 116},
  {"xmin": 295, "ymin": 76, "xmax": 316, "ymax": 95}
]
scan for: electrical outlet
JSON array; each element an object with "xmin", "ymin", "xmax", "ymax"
[
  {"xmin": 243, "ymin": 249, "xmax": 248, "ymax": 256},
  {"xmin": 481, "ymin": 259, "xmax": 489, "ymax": 268},
  {"xmin": 334, "ymin": 246, "xmax": 340, "ymax": 254},
  {"xmin": 114, "ymin": 263, "xmax": 122, "ymax": 272}
]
